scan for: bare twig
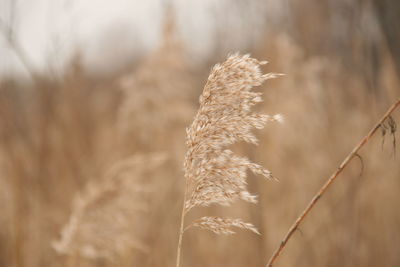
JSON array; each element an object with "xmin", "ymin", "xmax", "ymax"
[
  {"xmin": 0, "ymin": 17, "xmax": 39, "ymax": 81},
  {"xmin": 266, "ymin": 98, "xmax": 400, "ymax": 267}
]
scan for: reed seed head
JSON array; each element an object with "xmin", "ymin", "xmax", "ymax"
[{"xmin": 183, "ymin": 54, "xmax": 282, "ymax": 234}]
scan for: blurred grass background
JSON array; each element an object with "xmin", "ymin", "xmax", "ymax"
[{"xmin": 0, "ymin": 0, "xmax": 399, "ymax": 266}]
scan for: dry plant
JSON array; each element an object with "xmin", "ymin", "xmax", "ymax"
[
  {"xmin": 265, "ymin": 98, "xmax": 400, "ymax": 267},
  {"xmin": 53, "ymin": 153, "xmax": 167, "ymax": 261},
  {"xmin": 175, "ymin": 54, "xmax": 283, "ymax": 267},
  {"xmin": 1, "ymin": 4, "xmax": 400, "ymax": 267}
]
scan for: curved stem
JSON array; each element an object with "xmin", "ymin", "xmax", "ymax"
[{"xmin": 266, "ymin": 98, "xmax": 400, "ymax": 267}]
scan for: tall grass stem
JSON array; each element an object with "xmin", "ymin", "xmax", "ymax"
[{"xmin": 266, "ymin": 98, "xmax": 400, "ymax": 267}]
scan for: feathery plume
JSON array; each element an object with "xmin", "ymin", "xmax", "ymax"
[
  {"xmin": 117, "ymin": 10, "xmax": 193, "ymax": 148},
  {"xmin": 53, "ymin": 153, "xmax": 167, "ymax": 260},
  {"xmin": 176, "ymin": 54, "xmax": 282, "ymax": 267},
  {"xmin": 184, "ymin": 54, "xmax": 282, "ymax": 214},
  {"xmin": 189, "ymin": 217, "xmax": 260, "ymax": 235}
]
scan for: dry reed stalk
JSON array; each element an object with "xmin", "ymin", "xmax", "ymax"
[
  {"xmin": 53, "ymin": 153, "xmax": 166, "ymax": 260},
  {"xmin": 176, "ymin": 54, "xmax": 282, "ymax": 267},
  {"xmin": 266, "ymin": 98, "xmax": 400, "ymax": 267}
]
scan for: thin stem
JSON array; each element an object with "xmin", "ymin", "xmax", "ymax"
[
  {"xmin": 176, "ymin": 183, "xmax": 188, "ymax": 267},
  {"xmin": 266, "ymin": 98, "xmax": 400, "ymax": 267}
]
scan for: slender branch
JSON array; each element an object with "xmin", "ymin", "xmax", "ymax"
[
  {"xmin": 0, "ymin": 18, "xmax": 39, "ymax": 81},
  {"xmin": 266, "ymin": 98, "xmax": 400, "ymax": 267}
]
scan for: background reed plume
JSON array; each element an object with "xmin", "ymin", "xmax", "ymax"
[
  {"xmin": 117, "ymin": 11, "xmax": 194, "ymax": 153},
  {"xmin": 53, "ymin": 153, "xmax": 166, "ymax": 261},
  {"xmin": 176, "ymin": 54, "xmax": 282, "ymax": 266}
]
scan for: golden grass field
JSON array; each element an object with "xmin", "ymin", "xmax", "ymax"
[{"xmin": 0, "ymin": 1, "xmax": 399, "ymax": 267}]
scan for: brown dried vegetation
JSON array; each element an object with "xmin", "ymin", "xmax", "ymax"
[{"xmin": 0, "ymin": 3, "xmax": 400, "ymax": 267}]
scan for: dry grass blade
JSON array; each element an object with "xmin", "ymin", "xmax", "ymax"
[{"xmin": 176, "ymin": 54, "xmax": 282, "ymax": 267}]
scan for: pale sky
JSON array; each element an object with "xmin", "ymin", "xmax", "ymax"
[{"xmin": 0, "ymin": 0, "xmax": 287, "ymax": 78}]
